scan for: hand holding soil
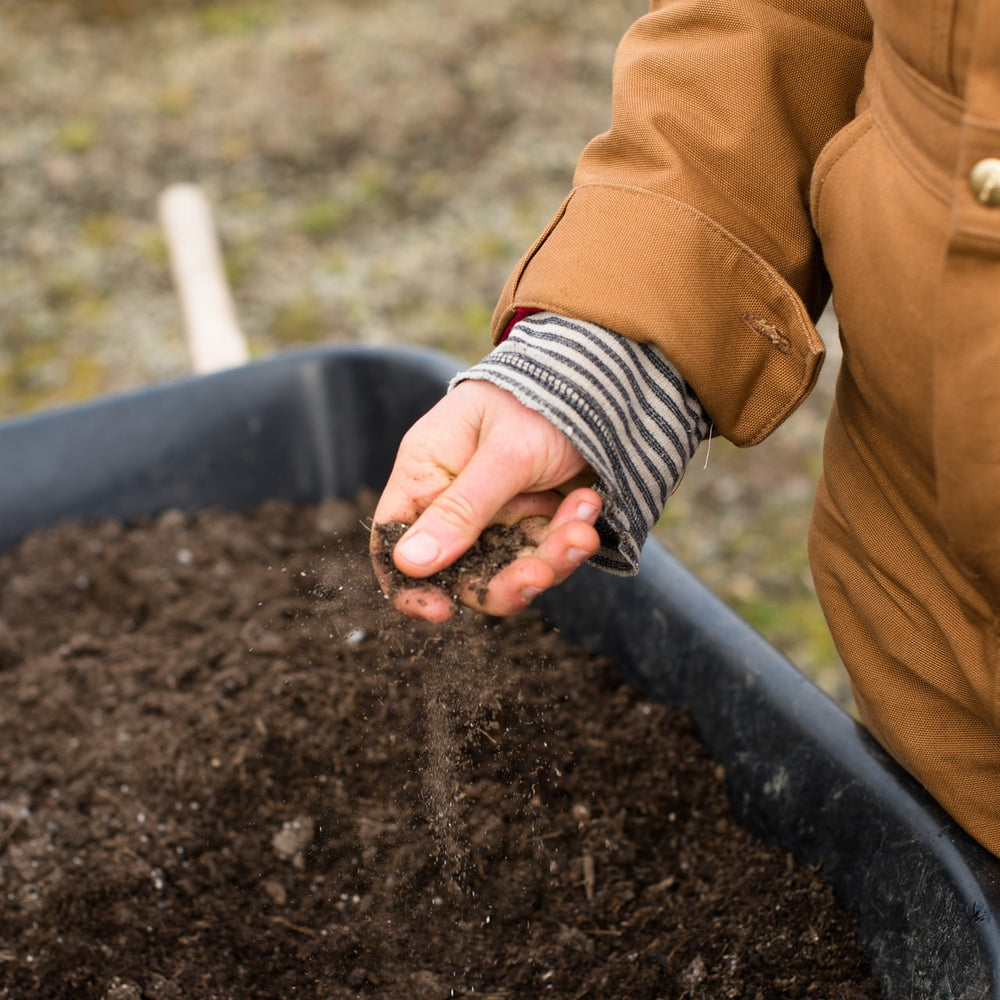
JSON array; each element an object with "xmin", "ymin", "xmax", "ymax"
[{"xmin": 370, "ymin": 379, "xmax": 602, "ymax": 621}]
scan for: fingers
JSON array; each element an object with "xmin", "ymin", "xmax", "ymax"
[
  {"xmin": 381, "ymin": 390, "xmax": 583, "ymax": 580},
  {"xmin": 451, "ymin": 499, "xmax": 602, "ymax": 617},
  {"xmin": 531, "ymin": 487, "xmax": 603, "ymax": 584},
  {"xmin": 388, "ymin": 585, "xmax": 464, "ymax": 624},
  {"xmin": 380, "ymin": 488, "xmax": 603, "ymax": 622},
  {"xmin": 370, "ymin": 380, "xmax": 602, "ymax": 621},
  {"xmin": 389, "ymin": 453, "xmax": 514, "ymax": 578},
  {"xmin": 386, "ymin": 555, "xmax": 547, "ymax": 623},
  {"xmin": 370, "ymin": 385, "xmax": 532, "ymax": 576}
]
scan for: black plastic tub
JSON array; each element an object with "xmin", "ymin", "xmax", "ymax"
[{"xmin": 1, "ymin": 344, "xmax": 998, "ymax": 999}]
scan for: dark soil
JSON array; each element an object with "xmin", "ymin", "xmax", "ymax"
[{"xmin": 0, "ymin": 500, "xmax": 880, "ymax": 1000}]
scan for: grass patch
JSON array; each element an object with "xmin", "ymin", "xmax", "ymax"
[
  {"xmin": 270, "ymin": 293, "xmax": 326, "ymax": 345},
  {"xmin": 198, "ymin": 1, "xmax": 276, "ymax": 36},
  {"xmin": 55, "ymin": 118, "xmax": 99, "ymax": 154}
]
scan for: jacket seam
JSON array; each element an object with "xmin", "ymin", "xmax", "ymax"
[{"xmin": 811, "ymin": 111, "xmax": 875, "ymax": 235}]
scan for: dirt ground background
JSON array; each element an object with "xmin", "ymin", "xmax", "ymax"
[{"xmin": 0, "ymin": 0, "xmax": 848, "ymax": 704}]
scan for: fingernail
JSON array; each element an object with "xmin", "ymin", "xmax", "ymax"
[
  {"xmin": 576, "ymin": 501, "xmax": 600, "ymax": 523},
  {"xmin": 397, "ymin": 531, "xmax": 441, "ymax": 567},
  {"xmin": 520, "ymin": 586, "xmax": 543, "ymax": 605},
  {"xmin": 566, "ymin": 546, "xmax": 588, "ymax": 566}
]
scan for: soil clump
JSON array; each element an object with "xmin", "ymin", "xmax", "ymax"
[
  {"xmin": 0, "ymin": 500, "xmax": 879, "ymax": 999},
  {"xmin": 372, "ymin": 519, "xmax": 530, "ymax": 604}
]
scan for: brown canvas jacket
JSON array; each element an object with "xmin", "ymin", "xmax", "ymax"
[{"xmin": 491, "ymin": 0, "xmax": 1000, "ymax": 854}]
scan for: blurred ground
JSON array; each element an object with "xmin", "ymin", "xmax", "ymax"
[{"xmin": 0, "ymin": 0, "xmax": 851, "ymax": 706}]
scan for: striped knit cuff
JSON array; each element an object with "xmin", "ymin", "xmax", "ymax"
[{"xmin": 451, "ymin": 312, "xmax": 710, "ymax": 575}]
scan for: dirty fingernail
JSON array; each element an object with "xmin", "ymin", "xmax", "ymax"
[
  {"xmin": 520, "ymin": 586, "xmax": 543, "ymax": 605},
  {"xmin": 566, "ymin": 546, "xmax": 589, "ymax": 566},
  {"xmin": 397, "ymin": 531, "xmax": 441, "ymax": 567}
]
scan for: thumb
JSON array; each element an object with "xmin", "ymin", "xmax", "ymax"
[{"xmin": 391, "ymin": 448, "xmax": 530, "ymax": 578}]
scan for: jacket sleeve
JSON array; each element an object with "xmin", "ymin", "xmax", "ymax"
[{"xmin": 491, "ymin": 0, "xmax": 872, "ymax": 446}]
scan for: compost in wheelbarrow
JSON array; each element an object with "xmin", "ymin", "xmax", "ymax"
[
  {"xmin": 0, "ymin": 345, "xmax": 998, "ymax": 1000},
  {"xmin": 0, "ymin": 496, "xmax": 879, "ymax": 999}
]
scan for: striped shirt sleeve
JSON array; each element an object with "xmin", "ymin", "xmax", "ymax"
[{"xmin": 450, "ymin": 311, "xmax": 710, "ymax": 575}]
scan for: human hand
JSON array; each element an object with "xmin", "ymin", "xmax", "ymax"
[{"xmin": 370, "ymin": 380, "xmax": 602, "ymax": 622}]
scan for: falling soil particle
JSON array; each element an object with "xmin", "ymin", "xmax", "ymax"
[{"xmin": 0, "ymin": 499, "xmax": 881, "ymax": 999}]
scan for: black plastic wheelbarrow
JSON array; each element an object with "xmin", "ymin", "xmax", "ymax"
[{"xmin": 0, "ymin": 344, "xmax": 997, "ymax": 999}]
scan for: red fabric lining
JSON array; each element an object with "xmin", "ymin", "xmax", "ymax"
[{"xmin": 500, "ymin": 307, "xmax": 541, "ymax": 342}]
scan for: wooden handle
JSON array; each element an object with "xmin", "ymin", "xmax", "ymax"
[{"xmin": 158, "ymin": 183, "xmax": 249, "ymax": 373}]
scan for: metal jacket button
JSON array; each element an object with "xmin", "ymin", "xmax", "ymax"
[{"xmin": 969, "ymin": 158, "xmax": 1000, "ymax": 207}]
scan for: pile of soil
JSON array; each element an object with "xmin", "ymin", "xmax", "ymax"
[{"xmin": 0, "ymin": 500, "xmax": 880, "ymax": 999}]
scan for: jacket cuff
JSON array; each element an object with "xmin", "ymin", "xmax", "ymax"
[
  {"xmin": 490, "ymin": 184, "xmax": 826, "ymax": 447},
  {"xmin": 451, "ymin": 312, "xmax": 709, "ymax": 575}
]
